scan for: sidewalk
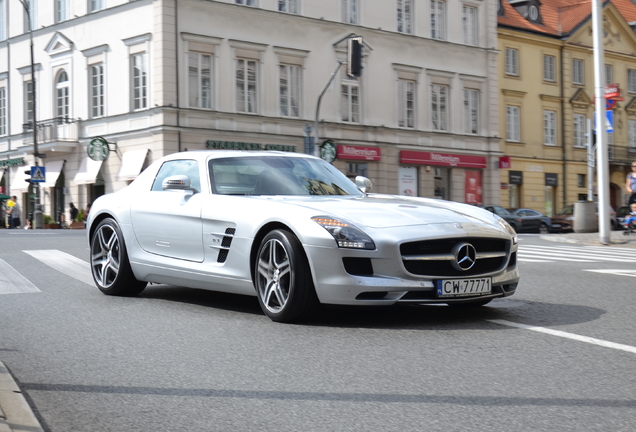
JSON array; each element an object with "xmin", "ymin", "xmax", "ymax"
[
  {"xmin": 0, "ymin": 362, "xmax": 44, "ymax": 432},
  {"xmin": 540, "ymin": 229, "xmax": 636, "ymax": 247}
]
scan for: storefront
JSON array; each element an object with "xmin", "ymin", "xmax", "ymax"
[{"xmin": 399, "ymin": 150, "xmax": 487, "ymax": 204}]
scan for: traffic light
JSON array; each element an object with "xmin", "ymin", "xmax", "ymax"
[
  {"xmin": 347, "ymin": 37, "xmax": 363, "ymax": 78},
  {"xmin": 24, "ymin": 169, "xmax": 31, "ymax": 183}
]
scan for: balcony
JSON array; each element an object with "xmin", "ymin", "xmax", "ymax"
[
  {"xmin": 22, "ymin": 117, "xmax": 79, "ymax": 145},
  {"xmin": 608, "ymin": 144, "xmax": 636, "ymax": 165}
]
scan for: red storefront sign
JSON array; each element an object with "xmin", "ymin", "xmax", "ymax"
[
  {"xmin": 400, "ymin": 151, "xmax": 487, "ymax": 168},
  {"xmin": 499, "ymin": 156, "xmax": 511, "ymax": 169},
  {"xmin": 337, "ymin": 145, "xmax": 381, "ymax": 161},
  {"xmin": 465, "ymin": 171, "xmax": 482, "ymax": 205}
]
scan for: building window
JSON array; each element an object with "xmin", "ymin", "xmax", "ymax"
[
  {"xmin": 56, "ymin": 70, "xmax": 69, "ymax": 118},
  {"xmin": 629, "ymin": 69, "xmax": 636, "ymax": 94},
  {"xmin": 462, "ymin": 5, "xmax": 478, "ymax": 46},
  {"xmin": 90, "ymin": 0, "xmax": 104, "ymax": 12},
  {"xmin": 398, "ymin": 79, "xmax": 415, "ymax": 128},
  {"xmin": 0, "ymin": 87, "xmax": 6, "ymax": 135},
  {"xmin": 463, "ymin": 89, "xmax": 478, "ymax": 134},
  {"xmin": 188, "ymin": 52, "xmax": 212, "ymax": 110},
  {"xmin": 342, "ymin": 0, "xmax": 358, "ymax": 24},
  {"xmin": 543, "ymin": 55, "xmax": 555, "ymax": 82},
  {"xmin": 431, "ymin": 0, "xmax": 446, "ymax": 40},
  {"xmin": 397, "ymin": 0, "xmax": 413, "ymax": 34},
  {"xmin": 573, "ymin": 113, "xmax": 585, "ymax": 148},
  {"xmin": 341, "ymin": 74, "xmax": 360, "ymax": 123},
  {"xmin": 505, "ymin": 48, "xmax": 518, "ymax": 76},
  {"xmin": 25, "ymin": 80, "xmax": 34, "ymax": 125},
  {"xmin": 506, "ymin": 105, "xmax": 520, "ymax": 141},
  {"xmin": 544, "ymin": 110, "xmax": 557, "ymax": 145},
  {"xmin": 605, "ymin": 64, "xmax": 613, "ymax": 85},
  {"xmin": 347, "ymin": 162, "xmax": 368, "ymax": 180},
  {"xmin": 577, "ymin": 174, "xmax": 586, "ymax": 188},
  {"xmin": 90, "ymin": 63, "xmax": 104, "ymax": 118},
  {"xmin": 131, "ymin": 52, "xmax": 148, "ymax": 111},
  {"xmin": 236, "ymin": 59, "xmax": 258, "ymax": 113},
  {"xmin": 629, "ymin": 120, "xmax": 636, "ymax": 151},
  {"xmin": 23, "ymin": 0, "xmax": 35, "ymax": 32},
  {"xmin": 56, "ymin": 0, "xmax": 68, "ymax": 22},
  {"xmin": 573, "ymin": 59, "xmax": 584, "ymax": 85},
  {"xmin": 280, "ymin": 64, "xmax": 301, "ymax": 117},
  {"xmin": 431, "ymin": 84, "xmax": 448, "ymax": 131},
  {"xmin": 0, "ymin": 0, "xmax": 6, "ymax": 41},
  {"xmin": 278, "ymin": 0, "xmax": 298, "ymax": 13},
  {"xmin": 236, "ymin": 0, "xmax": 256, "ymax": 5}
]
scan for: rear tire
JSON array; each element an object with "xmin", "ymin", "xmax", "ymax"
[
  {"xmin": 90, "ymin": 218, "xmax": 147, "ymax": 296},
  {"xmin": 539, "ymin": 223, "xmax": 549, "ymax": 234},
  {"xmin": 254, "ymin": 229, "xmax": 318, "ymax": 323}
]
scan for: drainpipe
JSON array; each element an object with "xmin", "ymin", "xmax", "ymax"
[
  {"xmin": 175, "ymin": 0, "xmax": 181, "ymax": 153},
  {"xmin": 560, "ymin": 43, "xmax": 567, "ymax": 210}
]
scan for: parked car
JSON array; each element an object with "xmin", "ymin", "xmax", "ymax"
[
  {"xmin": 86, "ymin": 151, "xmax": 520, "ymax": 323},
  {"xmin": 616, "ymin": 205, "xmax": 629, "ymax": 228},
  {"xmin": 508, "ymin": 208, "xmax": 555, "ymax": 234},
  {"xmin": 550, "ymin": 203, "xmax": 618, "ymax": 232},
  {"xmin": 482, "ymin": 205, "xmax": 524, "ymax": 232}
]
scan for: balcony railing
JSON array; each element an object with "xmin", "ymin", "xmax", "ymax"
[
  {"xmin": 22, "ymin": 117, "xmax": 79, "ymax": 144},
  {"xmin": 608, "ymin": 144, "xmax": 636, "ymax": 164}
]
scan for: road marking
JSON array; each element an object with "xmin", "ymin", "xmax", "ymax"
[
  {"xmin": 584, "ymin": 269, "xmax": 636, "ymax": 278},
  {"xmin": 23, "ymin": 250, "xmax": 94, "ymax": 286},
  {"xmin": 518, "ymin": 245, "xmax": 636, "ymax": 263},
  {"xmin": 489, "ymin": 319, "xmax": 636, "ymax": 354},
  {"xmin": 0, "ymin": 258, "xmax": 41, "ymax": 294}
]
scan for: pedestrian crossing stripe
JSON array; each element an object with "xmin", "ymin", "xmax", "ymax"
[
  {"xmin": 30, "ymin": 166, "xmax": 46, "ymax": 182},
  {"xmin": 584, "ymin": 269, "xmax": 636, "ymax": 278},
  {"xmin": 518, "ymin": 245, "xmax": 636, "ymax": 263}
]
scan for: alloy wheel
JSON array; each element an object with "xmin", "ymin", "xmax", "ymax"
[
  {"xmin": 256, "ymin": 238, "xmax": 291, "ymax": 313},
  {"xmin": 91, "ymin": 224, "xmax": 121, "ymax": 289}
]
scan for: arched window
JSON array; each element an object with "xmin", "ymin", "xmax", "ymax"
[{"xmin": 56, "ymin": 70, "xmax": 69, "ymax": 118}]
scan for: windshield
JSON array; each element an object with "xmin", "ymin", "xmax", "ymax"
[
  {"xmin": 558, "ymin": 206, "xmax": 573, "ymax": 215},
  {"xmin": 209, "ymin": 156, "xmax": 364, "ymax": 196}
]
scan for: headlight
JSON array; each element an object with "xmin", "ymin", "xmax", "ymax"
[
  {"xmin": 497, "ymin": 217, "xmax": 518, "ymax": 245},
  {"xmin": 312, "ymin": 216, "xmax": 376, "ymax": 249}
]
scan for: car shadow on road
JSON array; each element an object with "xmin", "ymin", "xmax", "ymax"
[{"xmin": 135, "ymin": 285, "xmax": 605, "ymax": 330}]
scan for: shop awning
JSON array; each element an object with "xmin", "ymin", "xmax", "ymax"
[
  {"xmin": 116, "ymin": 149, "xmax": 148, "ymax": 182},
  {"xmin": 10, "ymin": 167, "xmax": 30, "ymax": 194},
  {"xmin": 41, "ymin": 160, "xmax": 65, "ymax": 188},
  {"xmin": 74, "ymin": 157, "xmax": 103, "ymax": 185}
]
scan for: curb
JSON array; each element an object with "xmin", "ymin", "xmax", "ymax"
[{"xmin": 0, "ymin": 362, "xmax": 44, "ymax": 432}]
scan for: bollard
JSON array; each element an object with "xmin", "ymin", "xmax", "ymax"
[{"xmin": 573, "ymin": 201, "xmax": 597, "ymax": 233}]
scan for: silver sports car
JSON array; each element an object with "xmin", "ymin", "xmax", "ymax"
[{"xmin": 87, "ymin": 150, "xmax": 520, "ymax": 322}]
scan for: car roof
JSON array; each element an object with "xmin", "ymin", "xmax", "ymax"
[{"xmin": 162, "ymin": 150, "xmax": 316, "ymax": 162}]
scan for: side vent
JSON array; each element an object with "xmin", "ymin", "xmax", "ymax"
[{"xmin": 217, "ymin": 228, "xmax": 236, "ymax": 263}]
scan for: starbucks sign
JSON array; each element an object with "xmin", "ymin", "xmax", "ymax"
[
  {"xmin": 88, "ymin": 137, "xmax": 110, "ymax": 161},
  {"xmin": 320, "ymin": 140, "xmax": 337, "ymax": 163}
]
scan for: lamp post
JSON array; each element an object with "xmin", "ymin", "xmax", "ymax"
[{"xmin": 18, "ymin": 0, "xmax": 42, "ymax": 229}]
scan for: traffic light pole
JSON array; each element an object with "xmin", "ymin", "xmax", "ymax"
[
  {"xmin": 19, "ymin": 0, "xmax": 42, "ymax": 229},
  {"xmin": 313, "ymin": 61, "xmax": 342, "ymax": 157}
]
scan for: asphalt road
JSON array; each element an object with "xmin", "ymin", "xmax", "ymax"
[{"xmin": 0, "ymin": 230, "xmax": 635, "ymax": 431}]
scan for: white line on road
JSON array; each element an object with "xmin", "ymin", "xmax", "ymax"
[
  {"xmin": 0, "ymin": 258, "xmax": 41, "ymax": 294},
  {"xmin": 488, "ymin": 319, "xmax": 636, "ymax": 354},
  {"xmin": 23, "ymin": 250, "xmax": 94, "ymax": 286},
  {"xmin": 584, "ymin": 269, "xmax": 636, "ymax": 278}
]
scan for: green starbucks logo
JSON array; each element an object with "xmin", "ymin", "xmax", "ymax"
[
  {"xmin": 88, "ymin": 137, "xmax": 110, "ymax": 161},
  {"xmin": 320, "ymin": 140, "xmax": 337, "ymax": 163}
]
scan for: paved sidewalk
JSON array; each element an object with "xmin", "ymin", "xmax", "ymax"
[
  {"xmin": 0, "ymin": 362, "xmax": 44, "ymax": 432},
  {"xmin": 540, "ymin": 230, "xmax": 636, "ymax": 247}
]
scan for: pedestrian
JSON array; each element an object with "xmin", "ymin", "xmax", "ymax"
[
  {"xmin": 6, "ymin": 196, "xmax": 14, "ymax": 228},
  {"xmin": 69, "ymin": 202, "xmax": 78, "ymax": 222},
  {"xmin": 9, "ymin": 196, "xmax": 21, "ymax": 229},
  {"xmin": 84, "ymin": 202, "xmax": 92, "ymax": 227},
  {"xmin": 626, "ymin": 161, "xmax": 636, "ymax": 205}
]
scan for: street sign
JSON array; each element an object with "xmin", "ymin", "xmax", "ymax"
[
  {"xmin": 593, "ymin": 111, "xmax": 614, "ymax": 133},
  {"xmin": 30, "ymin": 166, "xmax": 46, "ymax": 183},
  {"xmin": 604, "ymin": 83, "xmax": 620, "ymax": 99}
]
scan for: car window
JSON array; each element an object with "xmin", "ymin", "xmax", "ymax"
[
  {"xmin": 490, "ymin": 206, "xmax": 511, "ymax": 216},
  {"xmin": 526, "ymin": 210, "xmax": 540, "ymax": 216},
  {"xmin": 209, "ymin": 156, "xmax": 363, "ymax": 196},
  {"xmin": 151, "ymin": 159, "xmax": 201, "ymax": 192},
  {"xmin": 558, "ymin": 206, "xmax": 573, "ymax": 215},
  {"xmin": 516, "ymin": 210, "xmax": 527, "ymax": 216}
]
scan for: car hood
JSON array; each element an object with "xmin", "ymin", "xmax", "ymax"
[{"xmin": 268, "ymin": 194, "xmax": 498, "ymax": 229}]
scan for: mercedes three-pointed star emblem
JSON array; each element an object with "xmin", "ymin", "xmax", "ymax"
[{"xmin": 451, "ymin": 242, "xmax": 477, "ymax": 271}]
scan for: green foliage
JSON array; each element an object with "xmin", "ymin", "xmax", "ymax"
[
  {"xmin": 43, "ymin": 214, "xmax": 53, "ymax": 225},
  {"xmin": 76, "ymin": 209, "xmax": 85, "ymax": 223}
]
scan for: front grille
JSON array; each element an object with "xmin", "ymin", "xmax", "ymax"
[{"xmin": 400, "ymin": 237, "xmax": 510, "ymax": 277}]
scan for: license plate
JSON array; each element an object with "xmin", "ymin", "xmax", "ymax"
[{"xmin": 436, "ymin": 278, "xmax": 491, "ymax": 298}]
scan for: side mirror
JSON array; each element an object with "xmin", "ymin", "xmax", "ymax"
[
  {"xmin": 162, "ymin": 175, "xmax": 197, "ymax": 192},
  {"xmin": 355, "ymin": 176, "xmax": 372, "ymax": 193}
]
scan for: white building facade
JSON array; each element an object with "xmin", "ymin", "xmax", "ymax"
[{"xmin": 0, "ymin": 0, "xmax": 502, "ymax": 223}]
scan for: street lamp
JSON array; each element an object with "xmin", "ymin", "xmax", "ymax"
[{"xmin": 18, "ymin": 0, "xmax": 43, "ymax": 229}]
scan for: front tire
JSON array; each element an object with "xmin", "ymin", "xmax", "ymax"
[
  {"xmin": 90, "ymin": 218, "xmax": 147, "ymax": 296},
  {"xmin": 254, "ymin": 229, "xmax": 318, "ymax": 323},
  {"xmin": 539, "ymin": 223, "xmax": 549, "ymax": 234}
]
